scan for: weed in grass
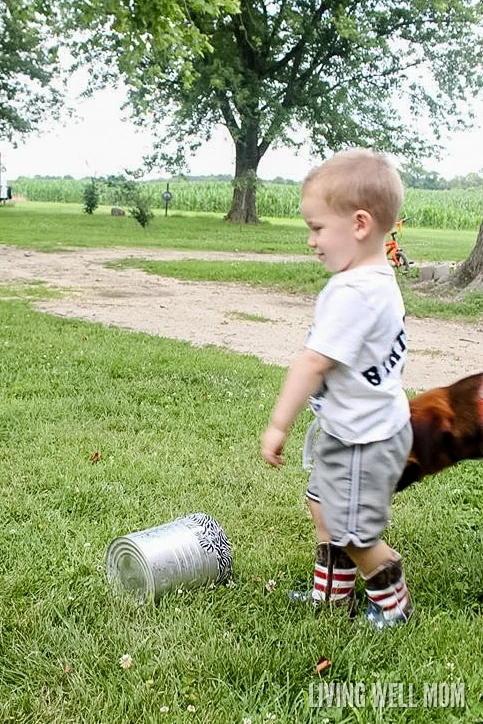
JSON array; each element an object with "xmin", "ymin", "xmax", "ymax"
[
  {"xmin": 411, "ymin": 349, "xmax": 445, "ymax": 358},
  {"xmin": 1, "ymin": 299, "xmax": 482, "ymax": 722},
  {"xmin": 226, "ymin": 311, "xmax": 273, "ymax": 323},
  {"xmin": 0, "ymin": 281, "xmax": 64, "ymax": 300}
]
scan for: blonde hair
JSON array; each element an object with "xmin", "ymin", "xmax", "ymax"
[{"xmin": 302, "ymin": 148, "xmax": 404, "ymax": 233}]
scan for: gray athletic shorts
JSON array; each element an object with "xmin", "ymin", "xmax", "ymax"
[{"xmin": 306, "ymin": 421, "xmax": 413, "ymax": 548}]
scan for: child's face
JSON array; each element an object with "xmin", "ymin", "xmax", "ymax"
[{"xmin": 301, "ymin": 186, "xmax": 362, "ymax": 273}]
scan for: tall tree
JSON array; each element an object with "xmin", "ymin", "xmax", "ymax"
[
  {"xmin": 451, "ymin": 223, "xmax": 483, "ymax": 289},
  {"xmin": 0, "ymin": 0, "xmax": 63, "ymax": 141},
  {"xmin": 73, "ymin": 0, "xmax": 483, "ymax": 223}
]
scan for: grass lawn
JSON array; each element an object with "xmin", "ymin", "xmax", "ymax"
[
  {"xmin": 1, "ymin": 292, "xmax": 482, "ymax": 723},
  {"xmin": 1, "ymin": 204, "xmax": 482, "ymax": 721},
  {"xmin": 0, "ymin": 201, "xmax": 479, "ymax": 261},
  {"xmin": 107, "ymin": 258, "xmax": 483, "ymax": 321}
]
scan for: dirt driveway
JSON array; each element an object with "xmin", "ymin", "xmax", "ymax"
[{"xmin": 1, "ymin": 245, "xmax": 482, "ymax": 391}]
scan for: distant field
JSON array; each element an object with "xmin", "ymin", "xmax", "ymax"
[{"xmin": 10, "ymin": 177, "xmax": 483, "ymax": 230}]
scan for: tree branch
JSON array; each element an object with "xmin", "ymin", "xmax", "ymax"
[
  {"xmin": 215, "ymin": 89, "xmax": 240, "ymax": 139},
  {"xmin": 267, "ymin": 0, "xmax": 288, "ymax": 50},
  {"xmin": 268, "ymin": 2, "xmax": 326, "ymax": 74}
]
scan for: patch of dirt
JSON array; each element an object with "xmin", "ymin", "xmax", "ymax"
[{"xmin": 1, "ymin": 245, "xmax": 482, "ymax": 390}]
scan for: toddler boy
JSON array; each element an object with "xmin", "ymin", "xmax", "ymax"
[{"xmin": 261, "ymin": 148, "xmax": 413, "ymax": 630}]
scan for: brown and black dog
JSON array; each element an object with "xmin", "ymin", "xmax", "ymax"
[{"xmin": 396, "ymin": 372, "xmax": 483, "ymax": 492}]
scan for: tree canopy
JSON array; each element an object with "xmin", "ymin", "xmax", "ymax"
[
  {"xmin": 400, "ymin": 165, "xmax": 483, "ymax": 190},
  {"xmin": 64, "ymin": 0, "xmax": 240, "ymax": 86},
  {"xmin": 0, "ymin": 0, "xmax": 64, "ymax": 141},
  {"xmin": 1, "ymin": 0, "xmax": 238, "ymax": 142},
  {"xmin": 69, "ymin": 0, "xmax": 483, "ymax": 223}
]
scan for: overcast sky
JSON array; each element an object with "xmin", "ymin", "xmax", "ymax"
[{"xmin": 2, "ymin": 84, "xmax": 483, "ymax": 182}]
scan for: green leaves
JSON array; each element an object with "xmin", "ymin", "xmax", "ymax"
[
  {"xmin": 7, "ymin": 0, "xmax": 483, "ymax": 220},
  {"xmin": 77, "ymin": 0, "xmax": 483, "ymax": 189},
  {"xmin": 61, "ymin": 0, "xmax": 240, "ymax": 87},
  {"xmin": 0, "ymin": 0, "xmax": 65, "ymax": 140}
]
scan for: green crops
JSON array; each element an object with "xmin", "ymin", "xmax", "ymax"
[{"xmin": 10, "ymin": 177, "xmax": 483, "ymax": 230}]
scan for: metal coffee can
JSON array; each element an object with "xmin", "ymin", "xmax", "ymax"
[{"xmin": 106, "ymin": 512, "xmax": 233, "ymax": 603}]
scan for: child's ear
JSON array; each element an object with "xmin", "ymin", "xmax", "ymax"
[{"xmin": 354, "ymin": 209, "xmax": 373, "ymax": 239}]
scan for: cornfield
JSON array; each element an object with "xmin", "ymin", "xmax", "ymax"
[{"xmin": 10, "ymin": 177, "xmax": 483, "ymax": 230}]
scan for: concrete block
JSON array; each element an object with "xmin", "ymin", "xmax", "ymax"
[
  {"xmin": 433, "ymin": 264, "xmax": 450, "ymax": 281},
  {"xmin": 419, "ymin": 265, "xmax": 435, "ymax": 282}
]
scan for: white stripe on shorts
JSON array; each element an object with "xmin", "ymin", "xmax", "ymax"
[{"xmin": 347, "ymin": 444, "xmax": 362, "ymax": 538}]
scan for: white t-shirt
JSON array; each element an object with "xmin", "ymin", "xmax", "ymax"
[{"xmin": 305, "ymin": 265, "xmax": 410, "ymax": 444}]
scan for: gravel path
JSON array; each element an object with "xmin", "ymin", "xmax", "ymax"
[{"xmin": 2, "ymin": 245, "xmax": 481, "ymax": 390}]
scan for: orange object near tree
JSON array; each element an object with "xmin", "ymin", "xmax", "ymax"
[{"xmin": 385, "ymin": 217, "xmax": 410, "ymax": 270}]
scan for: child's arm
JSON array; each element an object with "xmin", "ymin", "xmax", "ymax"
[{"xmin": 261, "ymin": 348, "xmax": 334, "ymax": 467}]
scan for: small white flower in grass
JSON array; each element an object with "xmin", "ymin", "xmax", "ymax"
[
  {"xmin": 446, "ymin": 662, "xmax": 455, "ymax": 670},
  {"xmin": 187, "ymin": 704, "xmax": 196, "ymax": 713},
  {"xmin": 265, "ymin": 714, "xmax": 276, "ymax": 721},
  {"xmin": 242, "ymin": 718, "xmax": 252, "ymax": 724},
  {"xmin": 119, "ymin": 654, "xmax": 132, "ymax": 669},
  {"xmin": 226, "ymin": 578, "xmax": 237, "ymax": 589},
  {"xmin": 160, "ymin": 706, "xmax": 169, "ymax": 713},
  {"xmin": 265, "ymin": 579, "xmax": 277, "ymax": 592}
]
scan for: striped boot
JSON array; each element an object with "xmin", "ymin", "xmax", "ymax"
[
  {"xmin": 289, "ymin": 543, "xmax": 357, "ymax": 618},
  {"xmin": 364, "ymin": 554, "xmax": 412, "ymax": 631}
]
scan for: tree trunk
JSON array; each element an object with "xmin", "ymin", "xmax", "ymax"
[
  {"xmin": 451, "ymin": 217, "xmax": 483, "ymax": 289},
  {"xmin": 225, "ymin": 125, "xmax": 261, "ymax": 224},
  {"xmin": 225, "ymin": 175, "xmax": 259, "ymax": 224}
]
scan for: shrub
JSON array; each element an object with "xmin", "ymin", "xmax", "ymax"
[
  {"xmin": 129, "ymin": 195, "xmax": 155, "ymax": 228},
  {"xmin": 83, "ymin": 179, "xmax": 99, "ymax": 214},
  {"xmin": 106, "ymin": 175, "xmax": 154, "ymax": 228}
]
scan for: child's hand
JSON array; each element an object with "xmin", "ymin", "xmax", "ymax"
[{"xmin": 261, "ymin": 424, "xmax": 287, "ymax": 467}]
